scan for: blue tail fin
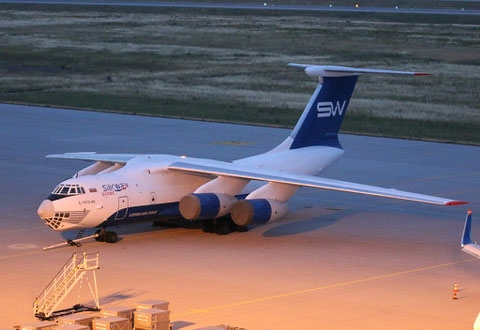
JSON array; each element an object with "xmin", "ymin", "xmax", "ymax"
[
  {"xmin": 287, "ymin": 63, "xmax": 430, "ymax": 150},
  {"xmin": 462, "ymin": 209, "xmax": 473, "ymax": 246},
  {"xmin": 290, "ymin": 75, "xmax": 358, "ymax": 149}
]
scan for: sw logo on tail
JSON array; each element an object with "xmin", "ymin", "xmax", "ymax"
[{"xmin": 317, "ymin": 101, "xmax": 347, "ymax": 117}]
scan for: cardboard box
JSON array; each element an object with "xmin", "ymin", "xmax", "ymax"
[
  {"xmin": 92, "ymin": 316, "xmax": 131, "ymax": 330},
  {"xmin": 57, "ymin": 313, "xmax": 98, "ymax": 326},
  {"xmin": 134, "ymin": 308, "xmax": 170, "ymax": 329},
  {"xmin": 101, "ymin": 306, "xmax": 135, "ymax": 320},
  {"xmin": 138, "ymin": 320, "xmax": 170, "ymax": 330},
  {"xmin": 56, "ymin": 325, "xmax": 90, "ymax": 330},
  {"xmin": 135, "ymin": 300, "xmax": 169, "ymax": 311},
  {"xmin": 21, "ymin": 322, "xmax": 56, "ymax": 330},
  {"xmin": 133, "ymin": 321, "xmax": 170, "ymax": 330}
]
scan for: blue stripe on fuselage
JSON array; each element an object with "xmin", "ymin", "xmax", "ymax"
[
  {"xmin": 99, "ymin": 202, "xmax": 181, "ymax": 227},
  {"xmin": 97, "ymin": 194, "xmax": 249, "ymax": 228}
]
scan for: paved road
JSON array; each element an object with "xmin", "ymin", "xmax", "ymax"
[
  {"xmin": 1, "ymin": 103, "xmax": 480, "ymax": 328},
  {"xmin": 1, "ymin": 0, "xmax": 479, "ymax": 15}
]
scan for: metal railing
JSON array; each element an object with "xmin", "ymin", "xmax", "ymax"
[{"xmin": 33, "ymin": 251, "xmax": 99, "ymax": 319}]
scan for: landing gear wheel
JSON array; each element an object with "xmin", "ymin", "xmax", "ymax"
[
  {"xmin": 234, "ymin": 225, "xmax": 249, "ymax": 232},
  {"xmin": 202, "ymin": 218, "xmax": 247, "ymax": 235},
  {"xmin": 105, "ymin": 231, "xmax": 118, "ymax": 243},
  {"xmin": 202, "ymin": 220, "xmax": 215, "ymax": 233},
  {"xmin": 214, "ymin": 218, "xmax": 232, "ymax": 235},
  {"xmin": 94, "ymin": 229, "xmax": 117, "ymax": 243}
]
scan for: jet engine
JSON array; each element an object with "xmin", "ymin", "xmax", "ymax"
[
  {"xmin": 179, "ymin": 193, "xmax": 237, "ymax": 220},
  {"xmin": 230, "ymin": 199, "xmax": 288, "ymax": 226}
]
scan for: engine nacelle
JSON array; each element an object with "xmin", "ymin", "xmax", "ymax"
[
  {"xmin": 231, "ymin": 199, "xmax": 289, "ymax": 226},
  {"xmin": 179, "ymin": 193, "xmax": 237, "ymax": 220}
]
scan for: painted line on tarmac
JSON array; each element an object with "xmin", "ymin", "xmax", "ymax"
[
  {"xmin": 174, "ymin": 257, "xmax": 477, "ymax": 317},
  {"xmin": 0, "ymin": 225, "xmax": 46, "ymax": 234},
  {"xmin": 0, "ymin": 249, "xmax": 47, "ymax": 260},
  {"xmin": 189, "ymin": 308, "xmax": 212, "ymax": 314}
]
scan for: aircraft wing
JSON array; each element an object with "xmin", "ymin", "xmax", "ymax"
[
  {"xmin": 46, "ymin": 152, "xmax": 137, "ymax": 164},
  {"xmin": 168, "ymin": 160, "xmax": 466, "ymax": 206}
]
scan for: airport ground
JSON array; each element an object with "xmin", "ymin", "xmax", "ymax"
[
  {"xmin": 0, "ymin": 3, "xmax": 479, "ymax": 144},
  {"xmin": 1, "ymin": 104, "xmax": 480, "ymax": 329}
]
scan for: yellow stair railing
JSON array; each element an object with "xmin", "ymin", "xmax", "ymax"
[{"xmin": 33, "ymin": 251, "xmax": 100, "ymax": 319}]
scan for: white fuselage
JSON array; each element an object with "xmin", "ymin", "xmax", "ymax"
[{"xmin": 37, "ymin": 146, "xmax": 344, "ymax": 231}]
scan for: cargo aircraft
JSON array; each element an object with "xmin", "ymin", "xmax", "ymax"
[{"xmin": 38, "ymin": 63, "xmax": 466, "ymax": 248}]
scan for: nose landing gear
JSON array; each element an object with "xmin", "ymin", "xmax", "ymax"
[{"xmin": 42, "ymin": 228, "xmax": 118, "ymax": 251}]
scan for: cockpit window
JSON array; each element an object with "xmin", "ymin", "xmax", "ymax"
[
  {"xmin": 51, "ymin": 184, "xmax": 86, "ymax": 196},
  {"xmin": 47, "ymin": 183, "xmax": 87, "ymax": 202}
]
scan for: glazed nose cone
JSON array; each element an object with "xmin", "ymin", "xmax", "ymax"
[{"xmin": 37, "ymin": 200, "xmax": 54, "ymax": 218}]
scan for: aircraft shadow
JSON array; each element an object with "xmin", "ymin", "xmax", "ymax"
[
  {"xmin": 171, "ymin": 321, "xmax": 196, "ymax": 329},
  {"xmin": 84, "ymin": 289, "xmax": 147, "ymax": 306},
  {"xmin": 59, "ymin": 217, "xmax": 202, "ymax": 241},
  {"xmin": 262, "ymin": 208, "xmax": 357, "ymax": 237},
  {"xmin": 57, "ymin": 209, "xmax": 356, "ymax": 242}
]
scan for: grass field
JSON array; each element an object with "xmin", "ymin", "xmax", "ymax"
[{"xmin": 0, "ymin": 4, "xmax": 479, "ymax": 144}]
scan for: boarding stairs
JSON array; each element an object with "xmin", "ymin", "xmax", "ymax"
[{"xmin": 33, "ymin": 251, "xmax": 100, "ymax": 319}]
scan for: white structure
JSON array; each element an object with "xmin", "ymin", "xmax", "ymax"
[{"xmin": 34, "ymin": 251, "xmax": 100, "ymax": 319}]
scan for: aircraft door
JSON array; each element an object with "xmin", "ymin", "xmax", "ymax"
[{"xmin": 115, "ymin": 196, "xmax": 129, "ymax": 220}]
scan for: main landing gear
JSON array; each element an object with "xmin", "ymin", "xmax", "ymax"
[
  {"xmin": 95, "ymin": 229, "xmax": 118, "ymax": 243},
  {"xmin": 202, "ymin": 217, "xmax": 248, "ymax": 235}
]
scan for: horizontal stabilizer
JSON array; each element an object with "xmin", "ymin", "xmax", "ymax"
[
  {"xmin": 462, "ymin": 244, "xmax": 480, "ymax": 259},
  {"xmin": 288, "ymin": 63, "xmax": 431, "ymax": 78}
]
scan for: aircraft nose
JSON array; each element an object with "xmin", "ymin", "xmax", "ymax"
[{"xmin": 37, "ymin": 200, "xmax": 54, "ymax": 218}]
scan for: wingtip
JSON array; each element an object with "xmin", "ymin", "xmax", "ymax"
[
  {"xmin": 469, "ymin": 209, "xmax": 472, "ymax": 215},
  {"xmin": 414, "ymin": 73, "xmax": 432, "ymax": 76},
  {"xmin": 446, "ymin": 201, "xmax": 468, "ymax": 206}
]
